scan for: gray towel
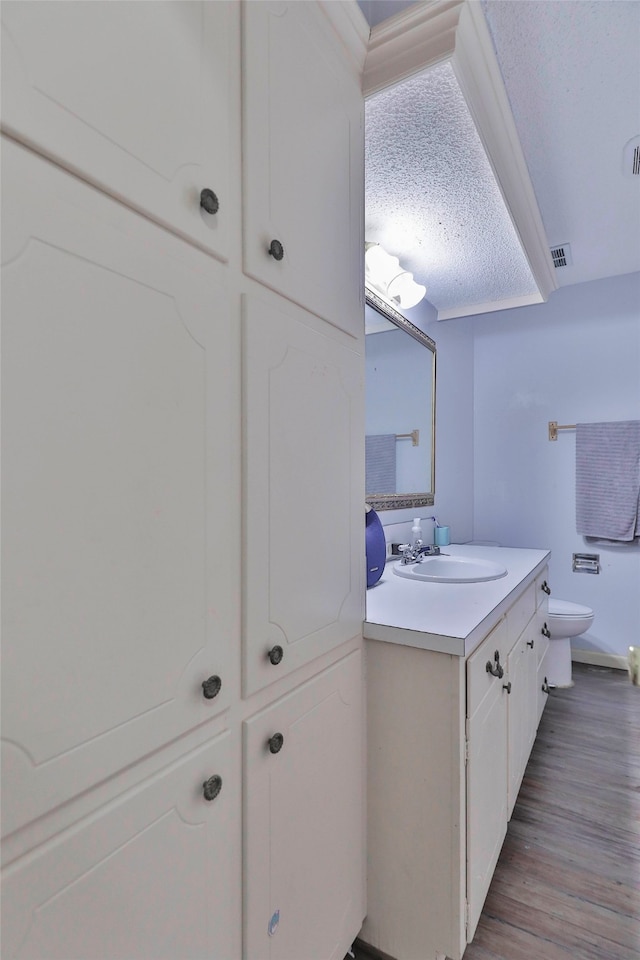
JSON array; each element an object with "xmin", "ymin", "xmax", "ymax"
[
  {"xmin": 366, "ymin": 434, "xmax": 396, "ymax": 493},
  {"xmin": 576, "ymin": 420, "xmax": 640, "ymax": 541}
]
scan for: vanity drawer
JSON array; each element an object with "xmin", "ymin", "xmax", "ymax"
[
  {"xmin": 505, "ymin": 582, "xmax": 536, "ymax": 647},
  {"xmin": 536, "ymin": 566, "xmax": 551, "ymax": 608},
  {"xmin": 467, "ymin": 617, "xmax": 509, "ymax": 719},
  {"xmin": 537, "ymin": 649, "xmax": 551, "ymax": 724},
  {"xmin": 535, "ymin": 607, "xmax": 551, "ymax": 666}
]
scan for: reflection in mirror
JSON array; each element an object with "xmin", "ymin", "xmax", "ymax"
[{"xmin": 365, "ymin": 288, "xmax": 436, "ymax": 510}]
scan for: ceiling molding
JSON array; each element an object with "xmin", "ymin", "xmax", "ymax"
[
  {"xmin": 436, "ymin": 291, "xmax": 545, "ymax": 323},
  {"xmin": 363, "ymin": 0, "xmax": 557, "ymax": 317},
  {"xmin": 453, "ymin": 2, "xmax": 557, "ymax": 303},
  {"xmin": 363, "ymin": 0, "xmax": 464, "ymax": 97},
  {"xmin": 319, "ymin": 0, "xmax": 371, "ymax": 75}
]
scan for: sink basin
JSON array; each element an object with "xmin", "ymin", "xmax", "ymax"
[{"xmin": 393, "ymin": 555, "xmax": 507, "ymax": 583}]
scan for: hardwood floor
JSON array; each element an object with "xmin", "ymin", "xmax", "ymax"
[{"xmin": 350, "ymin": 663, "xmax": 640, "ymax": 960}]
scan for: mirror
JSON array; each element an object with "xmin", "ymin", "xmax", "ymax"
[{"xmin": 365, "ymin": 288, "xmax": 436, "ymax": 510}]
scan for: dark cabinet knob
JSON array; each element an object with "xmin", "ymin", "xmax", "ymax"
[
  {"xmin": 202, "ymin": 774, "xmax": 222, "ymax": 802},
  {"xmin": 541, "ymin": 623, "xmax": 551, "ymax": 639},
  {"xmin": 541, "ymin": 580, "xmax": 551, "ymax": 595},
  {"xmin": 541, "ymin": 677, "xmax": 550, "ymax": 694},
  {"xmin": 268, "ymin": 645, "xmax": 284, "ymax": 666},
  {"xmin": 268, "ymin": 239, "xmax": 284, "ymax": 261},
  {"xmin": 200, "ymin": 188, "xmax": 219, "ymax": 215},
  {"xmin": 527, "ymin": 639, "xmax": 535, "ymax": 649},
  {"xmin": 503, "ymin": 681, "xmax": 512, "ymax": 694},
  {"xmin": 268, "ymin": 732, "xmax": 284, "ymax": 754},
  {"xmin": 202, "ymin": 675, "xmax": 222, "ymax": 700}
]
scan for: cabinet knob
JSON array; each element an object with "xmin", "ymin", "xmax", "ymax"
[
  {"xmin": 200, "ymin": 188, "xmax": 219, "ymax": 215},
  {"xmin": 541, "ymin": 677, "xmax": 550, "ymax": 694},
  {"xmin": 202, "ymin": 675, "xmax": 222, "ymax": 700},
  {"xmin": 541, "ymin": 580, "xmax": 551, "ymax": 595},
  {"xmin": 202, "ymin": 774, "xmax": 223, "ymax": 802},
  {"xmin": 268, "ymin": 645, "xmax": 284, "ymax": 666},
  {"xmin": 268, "ymin": 732, "xmax": 284, "ymax": 754},
  {"xmin": 527, "ymin": 639, "xmax": 535, "ymax": 649},
  {"xmin": 541, "ymin": 623, "xmax": 551, "ymax": 639},
  {"xmin": 503, "ymin": 681, "xmax": 512, "ymax": 694},
  {"xmin": 268, "ymin": 239, "xmax": 284, "ymax": 261}
]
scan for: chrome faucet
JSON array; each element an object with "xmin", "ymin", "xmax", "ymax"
[{"xmin": 398, "ymin": 540, "xmax": 441, "ymax": 564}]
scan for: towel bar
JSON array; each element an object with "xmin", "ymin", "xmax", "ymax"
[
  {"xmin": 549, "ymin": 421, "xmax": 576, "ymax": 441},
  {"xmin": 396, "ymin": 429, "xmax": 420, "ymax": 446}
]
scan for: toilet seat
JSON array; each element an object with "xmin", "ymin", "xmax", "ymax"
[{"xmin": 548, "ymin": 598, "xmax": 593, "ymax": 619}]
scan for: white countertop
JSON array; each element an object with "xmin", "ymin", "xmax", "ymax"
[{"xmin": 364, "ymin": 544, "xmax": 550, "ymax": 657}]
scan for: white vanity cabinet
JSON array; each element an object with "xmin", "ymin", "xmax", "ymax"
[
  {"xmin": 362, "ymin": 555, "xmax": 551, "ymax": 960},
  {"xmin": 0, "ymin": 0, "xmax": 234, "ymax": 262},
  {"xmin": 242, "ymin": 0, "xmax": 364, "ymax": 337}
]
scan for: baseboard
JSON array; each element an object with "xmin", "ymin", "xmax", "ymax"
[{"xmin": 571, "ymin": 649, "xmax": 629, "ymax": 672}]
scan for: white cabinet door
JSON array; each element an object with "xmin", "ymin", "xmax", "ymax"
[
  {"xmin": 1, "ymin": 731, "xmax": 239, "ymax": 960},
  {"xmin": 243, "ymin": 651, "xmax": 364, "ymax": 960},
  {"xmin": 506, "ymin": 624, "xmax": 537, "ymax": 817},
  {"xmin": 466, "ymin": 637, "xmax": 509, "ymax": 940},
  {"xmin": 242, "ymin": 295, "xmax": 364, "ymax": 697},
  {"xmin": 242, "ymin": 0, "xmax": 364, "ymax": 338},
  {"xmin": 1, "ymin": 138, "xmax": 237, "ymax": 836},
  {"xmin": 0, "ymin": 0, "xmax": 233, "ymax": 261}
]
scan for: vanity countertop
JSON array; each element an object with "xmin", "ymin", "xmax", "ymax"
[{"xmin": 364, "ymin": 544, "xmax": 550, "ymax": 657}]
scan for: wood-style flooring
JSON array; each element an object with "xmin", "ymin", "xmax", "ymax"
[{"xmin": 350, "ymin": 663, "xmax": 640, "ymax": 960}]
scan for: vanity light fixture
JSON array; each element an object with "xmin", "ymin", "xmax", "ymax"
[{"xmin": 365, "ymin": 242, "xmax": 426, "ymax": 309}]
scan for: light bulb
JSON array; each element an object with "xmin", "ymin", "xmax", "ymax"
[
  {"xmin": 365, "ymin": 243, "xmax": 401, "ymax": 288},
  {"xmin": 387, "ymin": 270, "xmax": 426, "ymax": 309},
  {"xmin": 365, "ymin": 243, "xmax": 426, "ymax": 309}
]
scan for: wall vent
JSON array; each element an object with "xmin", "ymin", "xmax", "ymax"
[
  {"xmin": 550, "ymin": 243, "xmax": 573, "ymax": 268},
  {"xmin": 623, "ymin": 135, "xmax": 640, "ymax": 176}
]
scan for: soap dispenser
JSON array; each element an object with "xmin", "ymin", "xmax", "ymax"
[{"xmin": 411, "ymin": 517, "xmax": 423, "ymax": 544}]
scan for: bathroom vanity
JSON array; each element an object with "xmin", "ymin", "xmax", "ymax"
[{"xmin": 361, "ymin": 545, "xmax": 551, "ymax": 960}]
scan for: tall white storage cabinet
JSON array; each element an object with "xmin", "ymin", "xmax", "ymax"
[{"xmin": 1, "ymin": 3, "xmax": 367, "ymax": 959}]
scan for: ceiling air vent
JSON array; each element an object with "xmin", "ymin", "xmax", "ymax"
[
  {"xmin": 550, "ymin": 243, "xmax": 573, "ymax": 268},
  {"xmin": 623, "ymin": 135, "xmax": 640, "ymax": 177}
]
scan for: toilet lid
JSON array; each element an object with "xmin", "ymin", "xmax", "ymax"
[{"xmin": 549, "ymin": 598, "xmax": 593, "ymax": 618}]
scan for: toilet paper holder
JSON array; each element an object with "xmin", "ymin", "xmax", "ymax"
[{"xmin": 572, "ymin": 553, "xmax": 600, "ymax": 574}]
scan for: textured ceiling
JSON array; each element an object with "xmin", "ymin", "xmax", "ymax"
[
  {"xmin": 365, "ymin": 60, "xmax": 539, "ymax": 315},
  {"xmin": 360, "ymin": 0, "xmax": 640, "ymax": 318},
  {"xmin": 482, "ymin": 0, "xmax": 640, "ymax": 289}
]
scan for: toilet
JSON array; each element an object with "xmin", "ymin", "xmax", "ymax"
[{"xmin": 545, "ymin": 598, "xmax": 595, "ymax": 687}]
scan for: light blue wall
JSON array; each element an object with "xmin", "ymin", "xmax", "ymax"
[{"xmin": 472, "ymin": 271, "xmax": 640, "ymax": 659}]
